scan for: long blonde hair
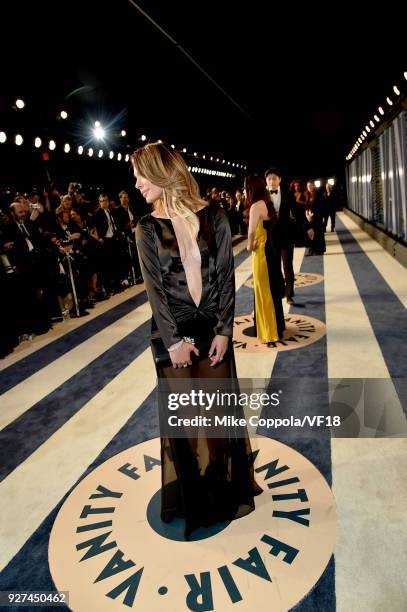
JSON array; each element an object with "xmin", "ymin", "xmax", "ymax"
[{"xmin": 130, "ymin": 142, "xmax": 207, "ymax": 238}]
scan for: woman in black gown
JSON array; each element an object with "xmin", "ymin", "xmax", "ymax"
[{"xmin": 132, "ymin": 142, "xmax": 262, "ymax": 539}]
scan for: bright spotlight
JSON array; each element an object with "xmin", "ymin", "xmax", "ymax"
[
  {"xmin": 378, "ymin": 106, "xmax": 384, "ymax": 115},
  {"xmin": 125, "ymin": 154, "xmax": 129, "ymax": 162},
  {"xmin": 315, "ymin": 180, "xmax": 321, "ymax": 188},
  {"xmin": 98, "ymin": 149, "xmax": 104, "ymax": 158},
  {"xmin": 34, "ymin": 137, "xmax": 42, "ymax": 148},
  {"xmin": 117, "ymin": 153, "xmax": 122, "ymax": 161},
  {"xmin": 386, "ymin": 97, "xmax": 393, "ymax": 106},
  {"xmin": 171, "ymin": 144, "xmax": 175, "ymax": 149},
  {"xmin": 121, "ymin": 130, "xmax": 127, "ymax": 137},
  {"xmin": 15, "ymin": 98, "xmax": 25, "ymax": 109},
  {"xmin": 60, "ymin": 110, "xmax": 68, "ymax": 119},
  {"xmin": 94, "ymin": 121, "xmax": 101, "ymax": 128},
  {"xmin": 0, "ymin": 132, "xmax": 7, "ymax": 143},
  {"xmin": 93, "ymin": 126, "xmax": 106, "ymax": 140},
  {"xmin": 49, "ymin": 140, "xmax": 56, "ymax": 150},
  {"xmin": 64, "ymin": 143, "xmax": 70, "ymax": 153},
  {"xmin": 328, "ymin": 178, "xmax": 335, "ymax": 186},
  {"xmin": 393, "ymin": 85, "xmax": 400, "ymax": 96},
  {"xmin": 141, "ymin": 134, "xmax": 147, "ymax": 141},
  {"xmin": 78, "ymin": 145, "xmax": 84, "ymax": 155},
  {"xmin": 109, "ymin": 151, "xmax": 114, "ymax": 159},
  {"xmin": 374, "ymin": 115, "xmax": 380, "ymax": 122},
  {"xmin": 182, "ymin": 148, "xmax": 187, "ymax": 153},
  {"xmin": 194, "ymin": 152, "xmax": 197, "ymax": 156},
  {"xmin": 88, "ymin": 148, "xmax": 94, "ymax": 157},
  {"xmin": 15, "ymin": 134, "xmax": 23, "ymax": 146}
]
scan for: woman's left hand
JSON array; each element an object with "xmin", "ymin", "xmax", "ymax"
[{"xmin": 208, "ymin": 335, "xmax": 229, "ymax": 366}]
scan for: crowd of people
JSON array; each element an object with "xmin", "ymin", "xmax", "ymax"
[{"xmin": 0, "ymin": 172, "xmax": 343, "ymax": 359}]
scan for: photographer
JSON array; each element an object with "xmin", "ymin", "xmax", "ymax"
[
  {"xmin": 55, "ymin": 210, "xmax": 91, "ymax": 315},
  {"xmin": 3, "ymin": 202, "xmax": 52, "ymax": 336},
  {"xmin": 0, "ymin": 208, "xmax": 20, "ymax": 357}
]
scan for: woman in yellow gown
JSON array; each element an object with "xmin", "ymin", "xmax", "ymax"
[{"xmin": 245, "ymin": 174, "xmax": 285, "ymax": 343}]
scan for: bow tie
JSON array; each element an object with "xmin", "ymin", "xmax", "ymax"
[{"xmin": 270, "ymin": 189, "xmax": 278, "ymax": 195}]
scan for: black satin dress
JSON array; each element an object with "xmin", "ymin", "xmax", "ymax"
[{"xmin": 136, "ymin": 206, "xmax": 262, "ymax": 539}]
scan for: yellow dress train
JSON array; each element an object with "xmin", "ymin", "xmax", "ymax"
[{"xmin": 251, "ymin": 221, "xmax": 279, "ymax": 342}]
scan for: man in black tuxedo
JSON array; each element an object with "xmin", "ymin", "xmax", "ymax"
[
  {"xmin": 115, "ymin": 190, "xmax": 144, "ymax": 284},
  {"xmin": 93, "ymin": 193, "xmax": 123, "ymax": 294},
  {"xmin": 265, "ymin": 167, "xmax": 297, "ymax": 304}
]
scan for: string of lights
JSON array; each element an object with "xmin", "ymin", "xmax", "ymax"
[
  {"xmin": 345, "ymin": 71, "xmax": 407, "ymax": 161},
  {"xmin": 0, "ymin": 100, "xmax": 247, "ymax": 172}
]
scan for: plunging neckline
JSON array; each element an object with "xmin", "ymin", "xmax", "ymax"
[{"xmin": 151, "ymin": 210, "xmax": 205, "ymax": 309}]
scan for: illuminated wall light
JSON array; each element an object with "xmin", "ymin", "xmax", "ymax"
[
  {"xmin": 378, "ymin": 106, "xmax": 384, "ymax": 115},
  {"xmin": 95, "ymin": 121, "xmax": 101, "ymax": 128},
  {"xmin": 109, "ymin": 151, "xmax": 114, "ymax": 159},
  {"xmin": 93, "ymin": 126, "xmax": 105, "ymax": 139},
  {"xmin": 0, "ymin": 132, "xmax": 7, "ymax": 143},
  {"xmin": 117, "ymin": 153, "xmax": 122, "ymax": 161},
  {"xmin": 210, "ymin": 156, "xmax": 213, "ymax": 161},
  {"xmin": 49, "ymin": 140, "xmax": 56, "ymax": 150},
  {"xmin": 182, "ymin": 148, "xmax": 187, "ymax": 153},
  {"xmin": 34, "ymin": 137, "xmax": 42, "ymax": 148},
  {"xmin": 158, "ymin": 139, "xmax": 162, "ymax": 143},
  {"xmin": 374, "ymin": 115, "xmax": 380, "ymax": 122},
  {"xmin": 141, "ymin": 134, "xmax": 147, "ymax": 141},
  {"xmin": 203, "ymin": 155, "xmax": 205, "ymax": 159},
  {"xmin": 78, "ymin": 145, "xmax": 83, "ymax": 155},
  {"xmin": 125, "ymin": 154, "xmax": 129, "ymax": 162},
  {"xmin": 216, "ymin": 158, "xmax": 219, "ymax": 162},
  {"xmin": 88, "ymin": 147, "xmax": 94, "ymax": 157},
  {"xmin": 60, "ymin": 110, "xmax": 68, "ymax": 119},
  {"xmin": 121, "ymin": 130, "xmax": 127, "ymax": 137},
  {"xmin": 15, "ymin": 98, "xmax": 25, "ymax": 109},
  {"xmin": 15, "ymin": 134, "xmax": 23, "ymax": 146},
  {"xmin": 386, "ymin": 97, "xmax": 393, "ymax": 106},
  {"xmin": 393, "ymin": 85, "xmax": 400, "ymax": 96},
  {"xmin": 98, "ymin": 149, "xmax": 104, "ymax": 158},
  {"xmin": 222, "ymin": 159, "xmax": 225, "ymax": 163},
  {"xmin": 369, "ymin": 120, "xmax": 375, "ymax": 128},
  {"xmin": 362, "ymin": 131, "xmax": 367, "ymax": 137},
  {"xmin": 64, "ymin": 143, "xmax": 70, "ymax": 153},
  {"xmin": 171, "ymin": 144, "xmax": 175, "ymax": 149}
]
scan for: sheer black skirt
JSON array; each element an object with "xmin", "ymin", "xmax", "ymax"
[{"xmin": 155, "ymin": 316, "xmax": 263, "ymax": 539}]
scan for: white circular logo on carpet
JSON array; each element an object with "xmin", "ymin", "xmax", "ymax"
[
  {"xmin": 244, "ymin": 272, "xmax": 324, "ymax": 289},
  {"xmin": 233, "ymin": 314, "xmax": 326, "ymax": 352},
  {"xmin": 49, "ymin": 437, "xmax": 336, "ymax": 611}
]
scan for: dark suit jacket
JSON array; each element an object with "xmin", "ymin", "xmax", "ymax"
[
  {"xmin": 273, "ymin": 189, "xmax": 297, "ymax": 246},
  {"xmin": 93, "ymin": 208, "xmax": 120, "ymax": 239},
  {"xmin": 115, "ymin": 203, "xmax": 138, "ymax": 234}
]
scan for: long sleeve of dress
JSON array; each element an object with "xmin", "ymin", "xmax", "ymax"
[
  {"xmin": 212, "ymin": 208, "xmax": 235, "ymax": 337},
  {"xmin": 136, "ymin": 217, "xmax": 183, "ymax": 349}
]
